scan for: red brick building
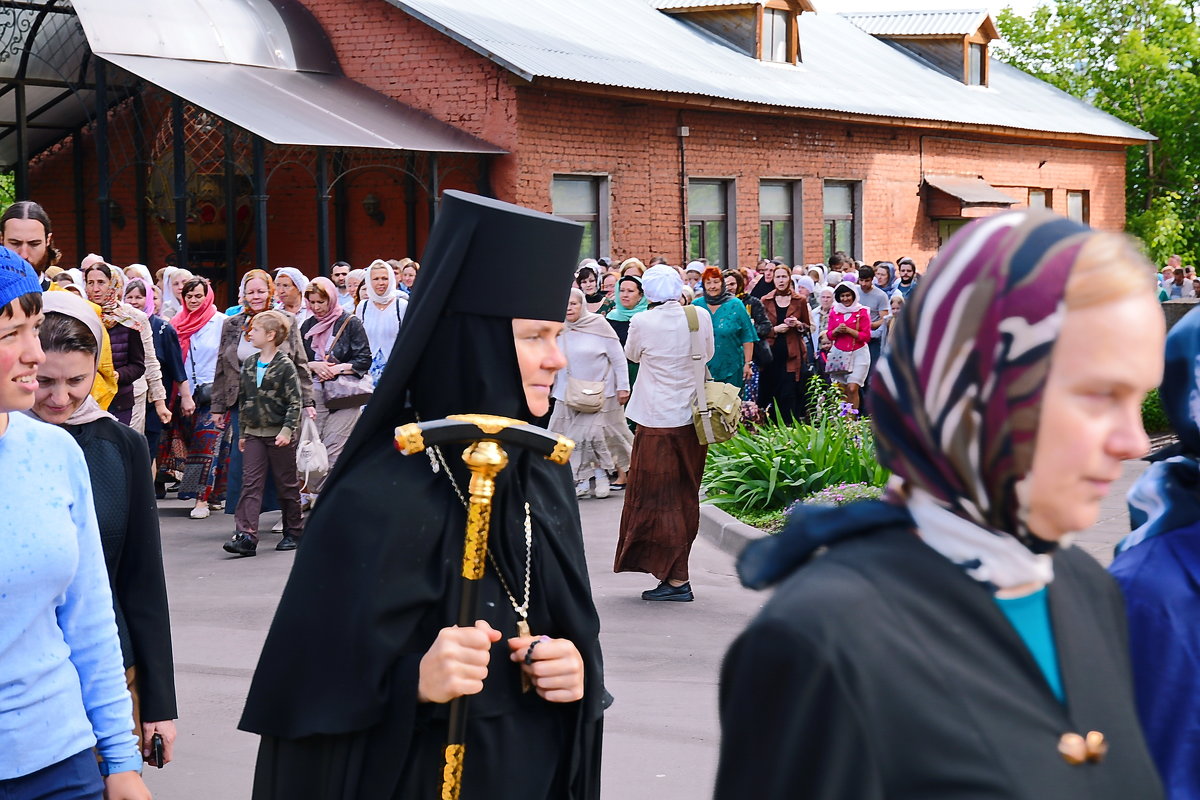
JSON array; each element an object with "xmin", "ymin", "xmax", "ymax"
[{"xmin": 9, "ymin": 0, "xmax": 1149, "ymax": 300}]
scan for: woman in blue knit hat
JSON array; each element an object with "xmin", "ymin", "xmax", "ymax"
[{"xmin": 0, "ymin": 249, "xmax": 152, "ymax": 800}]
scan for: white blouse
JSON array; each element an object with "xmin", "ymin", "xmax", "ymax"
[
  {"xmin": 356, "ymin": 296, "xmax": 408, "ymax": 363},
  {"xmin": 623, "ymin": 301, "xmax": 714, "ymax": 429},
  {"xmin": 185, "ymin": 314, "xmax": 226, "ymax": 390},
  {"xmin": 551, "ymin": 329, "xmax": 630, "ymax": 402}
]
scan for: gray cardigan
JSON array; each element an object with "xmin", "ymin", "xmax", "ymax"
[{"xmin": 211, "ymin": 310, "xmax": 314, "ymax": 415}]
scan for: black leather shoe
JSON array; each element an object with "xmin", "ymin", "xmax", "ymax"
[
  {"xmin": 276, "ymin": 534, "xmax": 300, "ymax": 551},
  {"xmin": 223, "ymin": 533, "xmax": 257, "ymax": 557},
  {"xmin": 641, "ymin": 581, "xmax": 693, "ymax": 602}
]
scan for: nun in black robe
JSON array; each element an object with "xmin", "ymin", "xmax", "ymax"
[{"xmin": 239, "ymin": 191, "xmax": 607, "ymax": 800}]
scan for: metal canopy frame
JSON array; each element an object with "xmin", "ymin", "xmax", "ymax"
[{"xmin": 0, "ymin": 0, "xmax": 499, "ymax": 300}]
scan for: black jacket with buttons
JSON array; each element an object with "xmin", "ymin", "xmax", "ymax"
[{"xmin": 716, "ymin": 524, "xmax": 1163, "ymax": 799}]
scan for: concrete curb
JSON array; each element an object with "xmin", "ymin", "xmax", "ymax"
[{"xmin": 698, "ymin": 502, "xmax": 769, "ymax": 557}]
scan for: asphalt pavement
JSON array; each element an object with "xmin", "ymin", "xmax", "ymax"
[
  {"xmin": 142, "ymin": 485, "xmax": 767, "ymax": 799},
  {"xmin": 143, "ymin": 459, "xmax": 1145, "ymax": 799}
]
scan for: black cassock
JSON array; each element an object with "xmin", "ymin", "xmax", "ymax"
[
  {"xmin": 239, "ymin": 317, "xmax": 606, "ymax": 800},
  {"xmin": 716, "ymin": 511, "xmax": 1163, "ymax": 800}
]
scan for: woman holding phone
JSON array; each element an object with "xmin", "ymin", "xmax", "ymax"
[{"xmin": 0, "ymin": 252, "xmax": 153, "ymax": 799}]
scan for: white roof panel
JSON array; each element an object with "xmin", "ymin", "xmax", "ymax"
[{"xmin": 840, "ymin": 9, "xmax": 990, "ymax": 37}]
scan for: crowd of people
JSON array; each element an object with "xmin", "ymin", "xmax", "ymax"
[{"xmin": 1, "ymin": 190, "xmax": 1197, "ymax": 800}]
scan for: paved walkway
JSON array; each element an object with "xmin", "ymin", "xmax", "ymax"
[
  {"xmin": 142, "ymin": 487, "xmax": 766, "ymax": 799},
  {"xmin": 143, "ymin": 458, "xmax": 1146, "ymax": 798}
]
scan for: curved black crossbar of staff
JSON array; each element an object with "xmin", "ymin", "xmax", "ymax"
[{"xmin": 393, "ymin": 414, "xmax": 573, "ymax": 800}]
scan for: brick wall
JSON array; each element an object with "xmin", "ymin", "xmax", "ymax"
[
  {"xmin": 509, "ymin": 85, "xmax": 1130, "ymax": 269},
  {"xmin": 302, "ymin": 0, "xmax": 520, "ymax": 194}
]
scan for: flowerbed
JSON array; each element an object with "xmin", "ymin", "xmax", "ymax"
[{"xmin": 701, "ymin": 379, "xmax": 890, "ymax": 527}]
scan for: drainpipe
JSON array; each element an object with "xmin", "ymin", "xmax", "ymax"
[{"xmin": 677, "ymin": 111, "xmax": 689, "ymax": 261}]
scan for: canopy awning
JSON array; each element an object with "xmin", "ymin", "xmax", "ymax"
[
  {"xmin": 923, "ymin": 174, "xmax": 1017, "ymax": 206},
  {"xmin": 97, "ymin": 53, "xmax": 504, "ymax": 154},
  {"xmin": 0, "ymin": 0, "xmax": 504, "ymax": 168}
]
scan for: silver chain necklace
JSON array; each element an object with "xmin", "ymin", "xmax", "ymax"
[{"xmin": 428, "ymin": 442, "xmax": 534, "ymax": 638}]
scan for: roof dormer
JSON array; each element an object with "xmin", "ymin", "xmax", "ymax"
[
  {"xmin": 653, "ymin": 0, "xmax": 814, "ymax": 65},
  {"xmin": 842, "ymin": 9, "xmax": 1000, "ymax": 86}
]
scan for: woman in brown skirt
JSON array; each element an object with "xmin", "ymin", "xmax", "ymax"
[{"xmin": 614, "ymin": 265, "xmax": 715, "ymax": 602}]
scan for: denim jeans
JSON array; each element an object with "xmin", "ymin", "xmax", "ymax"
[{"xmin": 0, "ymin": 750, "xmax": 104, "ymax": 800}]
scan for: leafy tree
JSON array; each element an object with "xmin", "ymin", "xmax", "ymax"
[{"xmin": 996, "ymin": 0, "xmax": 1200, "ymax": 262}]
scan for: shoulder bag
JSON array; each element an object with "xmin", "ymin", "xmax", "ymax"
[
  {"xmin": 295, "ymin": 415, "xmax": 329, "ymax": 491},
  {"xmin": 189, "ymin": 348, "xmax": 212, "ymax": 408},
  {"xmin": 824, "ymin": 346, "xmax": 854, "ymax": 376},
  {"xmin": 684, "ymin": 305, "xmax": 740, "ymax": 445},
  {"xmin": 563, "ymin": 335, "xmax": 608, "ymax": 414},
  {"xmin": 319, "ymin": 315, "xmax": 375, "ymax": 411}
]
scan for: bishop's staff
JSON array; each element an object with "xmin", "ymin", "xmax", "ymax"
[{"xmin": 394, "ymin": 414, "xmax": 574, "ymax": 800}]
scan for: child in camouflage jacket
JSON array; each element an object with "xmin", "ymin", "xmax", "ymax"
[{"xmin": 225, "ymin": 310, "xmax": 305, "ymax": 557}]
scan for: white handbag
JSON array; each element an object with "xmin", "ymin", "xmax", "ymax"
[{"xmin": 295, "ymin": 416, "xmax": 329, "ymax": 489}]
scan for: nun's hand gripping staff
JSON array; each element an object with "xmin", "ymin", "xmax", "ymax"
[{"xmin": 394, "ymin": 414, "xmax": 573, "ymax": 800}]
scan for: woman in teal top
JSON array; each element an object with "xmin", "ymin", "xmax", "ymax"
[{"xmin": 692, "ymin": 266, "xmax": 757, "ymax": 392}]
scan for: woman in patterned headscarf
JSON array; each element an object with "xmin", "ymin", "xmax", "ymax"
[{"xmin": 715, "ymin": 211, "xmax": 1166, "ymax": 799}]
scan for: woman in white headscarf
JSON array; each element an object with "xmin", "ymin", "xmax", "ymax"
[
  {"xmin": 159, "ymin": 266, "xmax": 192, "ymax": 320},
  {"xmin": 355, "ymin": 259, "xmax": 408, "ymax": 384},
  {"xmin": 549, "ymin": 288, "xmax": 632, "ymax": 499},
  {"xmin": 614, "ymin": 265, "xmax": 714, "ymax": 603},
  {"xmin": 274, "ymin": 267, "xmax": 311, "ymax": 325}
]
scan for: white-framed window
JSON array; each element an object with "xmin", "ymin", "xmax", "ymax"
[
  {"xmin": 763, "ymin": 8, "xmax": 790, "ymax": 63},
  {"xmin": 968, "ymin": 42, "xmax": 986, "ymax": 86},
  {"xmin": 1066, "ymin": 190, "xmax": 1089, "ymax": 223},
  {"xmin": 760, "ymin": 180, "xmax": 799, "ymax": 264},
  {"xmin": 689, "ymin": 179, "xmax": 733, "ymax": 266},
  {"xmin": 552, "ymin": 175, "xmax": 609, "ymax": 260},
  {"xmin": 823, "ymin": 180, "xmax": 859, "ymax": 261}
]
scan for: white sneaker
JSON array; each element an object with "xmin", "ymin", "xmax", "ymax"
[
  {"xmin": 593, "ymin": 470, "xmax": 610, "ymax": 499},
  {"xmin": 189, "ymin": 505, "xmax": 210, "ymax": 520},
  {"xmin": 271, "ymin": 518, "xmax": 284, "ymax": 533},
  {"xmin": 575, "ymin": 480, "xmax": 591, "ymax": 499}
]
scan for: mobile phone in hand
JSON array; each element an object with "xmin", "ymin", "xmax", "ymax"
[{"xmin": 149, "ymin": 733, "xmax": 164, "ymax": 768}]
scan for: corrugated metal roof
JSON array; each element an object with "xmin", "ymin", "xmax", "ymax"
[
  {"xmin": 840, "ymin": 9, "xmax": 990, "ymax": 37},
  {"xmin": 99, "ymin": 54, "xmax": 505, "ymax": 153},
  {"xmin": 386, "ymin": 0, "xmax": 1152, "ymax": 142},
  {"xmin": 924, "ymin": 175, "xmax": 1017, "ymax": 205},
  {"xmin": 63, "ymin": 0, "xmax": 505, "ymax": 155}
]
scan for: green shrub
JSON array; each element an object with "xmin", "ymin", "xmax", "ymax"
[
  {"xmin": 1142, "ymin": 388, "xmax": 1171, "ymax": 434},
  {"xmin": 702, "ymin": 379, "xmax": 889, "ymax": 514}
]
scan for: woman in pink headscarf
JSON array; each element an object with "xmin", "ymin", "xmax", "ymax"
[{"xmin": 299, "ymin": 277, "xmax": 372, "ymax": 504}]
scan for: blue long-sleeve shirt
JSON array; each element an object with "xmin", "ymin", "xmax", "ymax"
[{"xmin": 0, "ymin": 412, "xmax": 141, "ymax": 779}]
